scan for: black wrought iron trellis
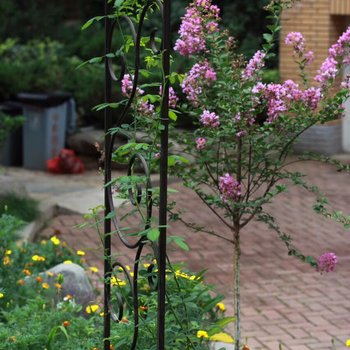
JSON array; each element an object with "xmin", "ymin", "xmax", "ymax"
[{"xmin": 103, "ymin": 1, "xmax": 171, "ymax": 349}]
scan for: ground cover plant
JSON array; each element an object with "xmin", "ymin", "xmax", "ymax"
[{"xmin": 0, "ymin": 212, "xmax": 232, "ymax": 349}]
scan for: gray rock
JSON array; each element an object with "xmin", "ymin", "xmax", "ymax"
[{"xmin": 45, "ymin": 263, "xmax": 96, "ymax": 307}]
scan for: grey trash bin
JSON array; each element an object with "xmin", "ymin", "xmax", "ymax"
[{"xmin": 17, "ymin": 92, "xmax": 76, "ymax": 170}]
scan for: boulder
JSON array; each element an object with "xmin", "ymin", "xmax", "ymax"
[{"xmin": 45, "ymin": 263, "xmax": 96, "ymax": 307}]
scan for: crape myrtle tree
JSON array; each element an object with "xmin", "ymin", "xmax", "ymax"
[{"xmin": 168, "ymin": 0, "xmax": 350, "ymax": 348}]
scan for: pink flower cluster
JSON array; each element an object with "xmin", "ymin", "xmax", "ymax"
[
  {"xmin": 159, "ymin": 86, "xmax": 179, "ymax": 108},
  {"xmin": 242, "ymin": 50, "xmax": 266, "ymax": 80},
  {"xmin": 285, "ymin": 32, "xmax": 305, "ymax": 54},
  {"xmin": 137, "ymin": 100, "xmax": 155, "ymax": 116},
  {"xmin": 200, "ymin": 110, "xmax": 220, "ymax": 127},
  {"xmin": 219, "ymin": 174, "xmax": 241, "ymax": 202},
  {"xmin": 317, "ymin": 252, "xmax": 338, "ymax": 273},
  {"xmin": 196, "ymin": 137, "xmax": 207, "ymax": 150},
  {"xmin": 315, "ymin": 26, "xmax": 350, "ymax": 86},
  {"xmin": 314, "ymin": 57, "xmax": 338, "ymax": 85},
  {"xmin": 174, "ymin": 0, "xmax": 220, "ymax": 56},
  {"xmin": 121, "ymin": 74, "xmax": 144, "ymax": 97},
  {"xmin": 181, "ymin": 60, "xmax": 217, "ymax": 106},
  {"xmin": 253, "ymin": 80, "xmax": 322, "ymax": 122},
  {"xmin": 328, "ymin": 26, "xmax": 350, "ymax": 60}
]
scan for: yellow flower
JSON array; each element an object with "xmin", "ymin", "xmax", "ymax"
[
  {"xmin": 63, "ymin": 260, "xmax": 73, "ymax": 264},
  {"xmin": 111, "ymin": 276, "xmax": 126, "ymax": 286},
  {"xmin": 32, "ymin": 255, "xmax": 46, "ymax": 262},
  {"xmin": 215, "ymin": 302, "xmax": 226, "ymax": 312},
  {"xmin": 86, "ymin": 304, "xmax": 100, "ymax": 314},
  {"xmin": 50, "ymin": 236, "xmax": 60, "ymax": 245},
  {"xmin": 3, "ymin": 256, "xmax": 10, "ymax": 265},
  {"xmin": 63, "ymin": 294, "xmax": 72, "ymax": 301},
  {"xmin": 41, "ymin": 239, "xmax": 47, "ymax": 245},
  {"xmin": 175, "ymin": 270, "xmax": 196, "ymax": 280},
  {"xmin": 209, "ymin": 332, "xmax": 234, "ymax": 343},
  {"xmin": 23, "ymin": 269, "xmax": 31, "ymax": 276},
  {"xmin": 54, "ymin": 283, "xmax": 62, "ymax": 289},
  {"xmin": 47, "ymin": 271, "xmax": 54, "ymax": 277},
  {"xmin": 99, "ymin": 312, "xmax": 104, "ymax": 317},
  {"xmin": 346, "ymin": 339, "xmax": 350, "ymax": 347},
  {"xmin": 42, "ymin": 283, "xmax": 50, "ymax": 289},
  {"xmin": 77, "ymin": 250, "xmax": 85, "ymax": 256},
  {"xmin": 5, "ymin": 250, "xmax": 12, "ymax": 255},
  {"xmin": 0, "ymin": 292, "xmax": 4, "ymax": 298},
  {"xmin": 197, "ymin": 330, "xmax": 209, "ymax": 339},
  {"xmin": 89, "ymin": 266, "xmax": 99, "ymax": 273}
]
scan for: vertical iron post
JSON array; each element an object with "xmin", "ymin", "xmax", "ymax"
[
  {"xmin": 104, "ymin": 1, "xmax": 112, "ymax": 349},
  {"xmin": 158, "ymin": 0, "xmax": 171, "ymax": 349}
]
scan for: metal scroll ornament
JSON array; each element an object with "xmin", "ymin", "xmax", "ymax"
[{"xmin": 103, "ymin": 1, "xmax": 171, "ymax": 349}]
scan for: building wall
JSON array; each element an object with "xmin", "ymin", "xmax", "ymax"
[{"xmin": 280, "ymin": 0, "xmax": 350, "ymax": 83}]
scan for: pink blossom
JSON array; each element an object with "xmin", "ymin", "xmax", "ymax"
[
  {"xmin": 219, "ymin": 174, "xmax": 241, "ymax": 202},
  {"xmin": 154, "ymin": 152, "xmax": 161, "ymax": 159},
  {"xmin": 304, "ymin": 50, "xmax": 315, "ymax": 65},
  {"xmin": 159, "ymin": 86, "xmax": 179, "ymax": 108},
  {"xmin": 174, "ymin": 0, "xmax": 220, "ymax": 56},
  {"xmin": 206, "ymin": 21, "xmax": 219, "ymax": 33},
  {"xmin": 285, "ymin": 32, "xmax": 305, "ymax": 54},
  {"xmin": 317, "ymin": 252, "xmax": 338, "ymax": 273},
  {"xmin": 236, "ymin": 130, "xmax": 247, "ymax": 138},
  {"xmin": 196, "ymin": 137, "xmax": 207, "ymax": 150},
  {"xmin": 174, "ymin": 7, "xmax": 206, "ymax": 56},
  {"xmin": 181, "ymin": 60, "xmax": 216, "ymax": 106},
  {"xmin": 242, "ymin": 50, "xmax": 266, "ymax": 80},
  {"xmin": 303, "ymin": 87, "xmax": 322, "ymax": 110},
  {"xmin": 121, "ymin": 74, "xmax": 144, "ymax": 97},
  {"xmin": 137, "ymin": 100, "xmax": 155, "ymax": 116},
  {"xmin": 314, "ymin": 56, "xmax": 338, "ymax": 85},
  {"xmin": 200, "ymin": 110, "xmax": 220, "ymax": 127}
]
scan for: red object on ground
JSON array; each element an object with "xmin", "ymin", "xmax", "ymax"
[{"xmin": 47, "ymin": 149, "xmax": 84, "ymax": 174}]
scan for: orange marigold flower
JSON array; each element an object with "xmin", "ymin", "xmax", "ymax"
[
  {"xmin": 23, "ymin": 269, "xmax": 31, "ymax": 276},
  {"xmin": 47, "ymin": 271, "xmax": 54, "ymax": 277},
  {"xmin": 36, "ymin": 276, "xmax": 44, "ymax": 283},
  {"xmin": 54, "ymin": 283, "xmax": 62, "ymax": 289},
  {"xmin": 63, "ymin": 321, "xmax": 70, "ymax": 327},
  {"xmin": 3, "ymin": 256, "xmax": 10, "ymax": 265},
  {"xmin": 139, "ymin": 306, "xmax": 148, "ymax": 312},
  {"xmin": 17, "ymin": 279, "xmax": 24, "ymax": 286}
]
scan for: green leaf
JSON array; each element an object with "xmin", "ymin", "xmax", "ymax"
[
  {"xmin": 81, "ymin": 16, "xmax": 104, "ymax": 31},
  {"xmin": 216, "ymin": 316, "xmax": 236, "ymax": 328},
  {"xmin": 172, "ymin": 236, "xmax": 189, "ymax": 251},
  {"xmin": 115, "ymin": 0, "xmax": 124, "ymax": 8},
  {"xmin": 263, "ymin": 33, "xmax": 273, "ymax": 42},
  {"xmin": 147, "ymin": 228, "xmax": 160, "ymax": 242},
  {"xmin": 169, "ymin": 110, "xmax": 178, "ymax": 121}
]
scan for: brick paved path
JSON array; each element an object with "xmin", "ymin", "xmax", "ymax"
[{"xmin": 39, "ymin": 160, "xmax": 350, "ymax": 349}]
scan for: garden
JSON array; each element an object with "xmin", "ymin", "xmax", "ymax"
[{"xmin": 1, "ymin": 0, "xmax": 350, "ymax": 349}]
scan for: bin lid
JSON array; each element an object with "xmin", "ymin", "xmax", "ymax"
[
  {"xmin": 16, "ymin": 92, "xmax": 73, "ymax": 107},
  {"xmin": 0, "ymin": 101, "xmax": 23, "ymax": 116}
]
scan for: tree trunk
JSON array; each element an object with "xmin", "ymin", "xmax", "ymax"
[{"xmin": 233, "ymin": 224, "xmax": 241, "ymax": 350}]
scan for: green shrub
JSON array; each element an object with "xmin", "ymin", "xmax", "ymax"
[
  {"xmin": 0, "ymin": 39, "xmax": 104, "ymax": 125},
  {"xmin": 0, "ymin": 112, "xmax": 25, "ymax": 151}
]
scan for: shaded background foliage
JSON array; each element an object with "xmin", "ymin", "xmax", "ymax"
[{"xmin": 0, "ymin": 0, "xmax": 276, "ymax": 126}]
